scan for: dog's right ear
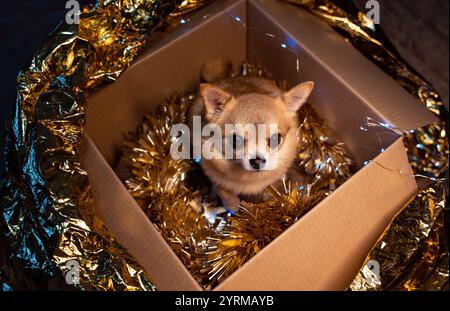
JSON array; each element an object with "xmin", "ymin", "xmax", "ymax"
[
  {"xmin": 282, "ymin": 81, "xmax": 314, "ymax": 113},
  {"xmin": 200, "ymin": 83, "xmax": 232, "ymax": 122}
]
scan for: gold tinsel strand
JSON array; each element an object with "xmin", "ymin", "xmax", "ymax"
[{"xmin": 1, "ymin": 0, "xmax": 447, "ymax": 291}]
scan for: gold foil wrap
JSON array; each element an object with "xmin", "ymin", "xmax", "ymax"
[
  {"xmin": 281, "ymin": 0, "xmax": 448, "ymax": 290},
  {"xmin": 350, "ymin": 182, "xmax": 448, "ymax": 291},
  {"xmin": 119, "ymin": 63, "xmax": 354, "ymax": 289},
  {"xmin": 1, "ymin": 0, "xmax": 447, "ymax": 291},
  {"xmin": 0, "ymin": 0, "xmax": 209, "ymax": 290}
]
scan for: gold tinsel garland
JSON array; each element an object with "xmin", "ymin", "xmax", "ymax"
[
  {"xmin": 1, "ymin": 0, "xmax": 447, "ymax": 291},
  {"xmin": 119, "ymin": 64, "xmax": 353, "ymax": 289}
]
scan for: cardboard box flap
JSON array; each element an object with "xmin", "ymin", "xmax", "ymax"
[
  {"xmin": 86, "ymin": 0, "xmax": 247, "ymax": 166},
  {"xmin": 249, "ymin": 0, "xmax": 437, "ymax": 132},
  {"xmin": 78, "ymin": 135, "xmax": 201, "ymax": 291},
  {"xmin": 215, "ymin": 137, "xmax": 417, "ymax": 290},
  {"xmin": 79, "ymin": 0, "xmax": 428, "ymax": 291}
]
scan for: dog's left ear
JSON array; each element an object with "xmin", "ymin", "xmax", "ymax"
[{"xmin": 282, "ymin": 81, "xmax": 314, "ymax": 112}]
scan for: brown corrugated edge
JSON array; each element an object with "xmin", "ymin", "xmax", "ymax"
[
  {"xmin": 78, "ymin": 0, "xmax": 429, "ymax": 291},
  {"xmin": 214, "ymin": 137, "xmax": 417, "ymax": 290},
  {"xmin": 78, "ymin": 135, "xmax": 202, "ymax": 291},
  {"xmin": 248, "ymin": 0, "xmax": 437, "ymax": 166},
  {"xmin": 86, "ymin": 0, "xmax": 247, "ymax": 165},
  {"xmin": 249, "ymin": 0, "xmax": 438, "ymax": 132}
]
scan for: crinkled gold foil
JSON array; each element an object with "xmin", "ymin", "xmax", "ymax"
[
  {"xmin": 281, "ymin": 0, "xmax": 448, "ymax": 290},
  {"xmin": 0, "ymin": 0, "xmax": 209, "ymax": 291},
  {"xmin": 350, "ymin": 182, "xmax": 448, "ymax": 291},
  {"xmin": 280, "ymin": 1, "xmax": 448, "ymax": 121},
  {"xmin": 1, "ymin": 0, "xmax": 447, "ymax": 291},
  {"xmin": 119, "ymin": 63, "xmax": 354, "ymax": 289}
]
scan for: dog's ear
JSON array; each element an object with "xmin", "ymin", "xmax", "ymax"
[
  {"xmin": 200, "ymin": 83, "xmax": 232, "ymax": 121},
  {"xmin": 282, "ymin": 81, "xmax": 314, "ymax": 113}
]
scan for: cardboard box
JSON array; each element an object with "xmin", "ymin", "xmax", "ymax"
[{"xmin": 78, "ymin": 0, "xmax": 437, "ymax": 290}]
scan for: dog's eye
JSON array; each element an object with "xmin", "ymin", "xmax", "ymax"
[
  {"xmin": 229, "ymin": 134, "xmax": 244, "ymax": 150},
  {"xmin": 268, "ymin": 133, "xmax": 282, "ymax": 149}
]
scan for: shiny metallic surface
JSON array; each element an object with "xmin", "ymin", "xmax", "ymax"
[
  {"xmin": 0, "ymin": 0, "xmax": 209, "ymax": 291},
  {"xmin": 281, "ymin": 0, "xmax": 448, "ymax": 291},
  {"xmin": 1, "ymin": 0, "xmax": 447, "ymax": 291}
]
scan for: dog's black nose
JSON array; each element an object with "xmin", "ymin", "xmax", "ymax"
[{"xmin": 250, "ymin": 156, "xmax": 266, "ymax": 170}]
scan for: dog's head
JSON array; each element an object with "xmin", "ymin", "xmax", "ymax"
[{"xmin": 199, "ymin": 81, "xmax": 314, "ymax": 174}]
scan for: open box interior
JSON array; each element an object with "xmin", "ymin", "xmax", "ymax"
[{"xmin": 79, "ymin": 0, "xmax": 437, "ymax": 290}]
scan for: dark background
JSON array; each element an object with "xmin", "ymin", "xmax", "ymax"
[{"xmin": 0, "ymin": 0, "xmax": 449, "ymax": 177}]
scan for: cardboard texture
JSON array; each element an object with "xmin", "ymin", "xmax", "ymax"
[
  {"xmin": 79, "ymin": 0, "xmax": 437, "ymax": 290},
  {"xmin": 86, "ymin": 0, "xmax": 247, "ymax": 165},
  {"xmin": 215, "ymin": 138, "xmax": 417, "ymax": 290},
  {"xmin": 248, "ymin": 0, "xmax": 437, "ymax": 166},
  {"xmin": 78, "ymin": 136, "xmax": 202, "ymax": 290}
]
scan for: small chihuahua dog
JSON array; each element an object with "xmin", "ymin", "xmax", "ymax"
[{"xmin": 191, "ymin": 60, "xmax": 314, "ymax": 213}]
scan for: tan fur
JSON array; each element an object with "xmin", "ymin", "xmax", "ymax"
[{"xmin": 190, "ymin": 62, "xmax": 314, "ymax": 212}]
